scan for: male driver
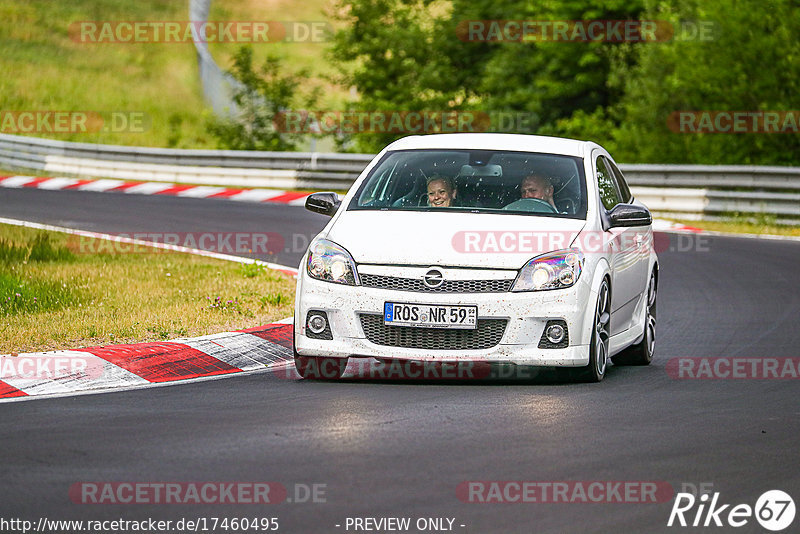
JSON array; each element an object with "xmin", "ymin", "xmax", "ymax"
[{"xmin": 520, "ymin": 174, "xmax": 557, "ymax": 210}]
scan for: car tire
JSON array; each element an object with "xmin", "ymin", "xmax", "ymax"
[
  {"xmin": 292, "ymin": 335, "xmax": 348, "ymax": 379},
  {"xmin": 575, "ymin": 279, "xmax": 610, "ymax": 383},
  {"xmin": 294, "ymin": 355, "xmax": 348, "ymax": 379},
  {"xmin": 612, "ymin": 269, "xmax": 657, "ymax": 366}
]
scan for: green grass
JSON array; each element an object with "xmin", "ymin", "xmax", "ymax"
[
  {"xmin": 208, "ymin": 0, "xmax": 348, "ymax": 110},
  {"xmin": 0, "ymin": 232, "xmax": 83, "ymax": 315},
  {"xmin": 666, "ymin": 217, "xmax": 800, "ymax": 237},
  {"xmin": 0, "ymin": 0, "xmax": 214, "ymax": 147},
  {"xmin": 259, "ymin": 292, "xmax": 288, "ymax": 306},
  {"xmin": 0, "ymin": 238, "xmax": 28, "ymax": 263},
  {"xmin": 0, "ymin": 0, "xmax": 338, "ymax": 149},
  {"xmin": 26, "ymin": 233, "xmax": 75, "ymax": 262},
  {"xmin": 0, "ymin": 270, "xmax": 84, "ymax": 316},
  {"xmin": 0, "ymin": 223, "xmax": 296, "ymax": 353},
  {"xmin": 240, "ymin": 262, "xmax": 267, "ymax": 278}
]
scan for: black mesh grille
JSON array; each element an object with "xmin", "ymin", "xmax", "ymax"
[
  {"xmin": 360, "ymin": 274, "xmax": 512, "ymax": 293},
  {"xmin": 359, "ymin": 314, "xmax": 507, "ymax": 350}
]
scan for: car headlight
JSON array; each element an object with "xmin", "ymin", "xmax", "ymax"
[
  {"xmin": 512, "ymin": 248, "xmax": 584, "ymax": 292},
  {"xmin": 306, "ymin": 239, "xmax": 359, "ymax": 285}
]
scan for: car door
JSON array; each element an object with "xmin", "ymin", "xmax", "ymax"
[
  {"xmin": 594, "ymin": 153, "xmax": 641, "ymax": 335},
  {"xmin": 606, "ymin": 157, "xmax": 651, "ymax": 306}
]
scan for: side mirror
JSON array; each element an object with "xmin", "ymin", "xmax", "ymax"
[
  {"xmin": 305, "ymin": 192, "xmax": 341, "ymax": 217},
  {"xmin": 608, "ymin": 203, "xmax": 652, "ymax": 228}
]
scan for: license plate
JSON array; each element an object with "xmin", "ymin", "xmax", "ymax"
[{"xmin": 384, "ymin": 302, "xmax": 477, "ymax": 329}]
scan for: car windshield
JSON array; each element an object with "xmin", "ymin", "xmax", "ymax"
[{"xmin": 348, "ymin": 149, "xmax": 588, "ymax": 219}]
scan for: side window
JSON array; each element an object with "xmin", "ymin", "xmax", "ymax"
[
  {"xmin": 606, "ymin": 158, "xmax": 632, "ymax": 203},
  {"xmin": 595, "ymin": 157, "xmax": 620, "ymax": 211}
]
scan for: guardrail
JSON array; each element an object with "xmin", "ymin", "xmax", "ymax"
[
  {"xmin": 0, "ymin": 133, "xmax": 372, "ymax": 190},
  {"xmin": 621, "ymin": 165, "xmax": 800, "ymax": 222},
  {"xmin": 2, "ymin": 133, "xmax": 798, "ymax": 223}
]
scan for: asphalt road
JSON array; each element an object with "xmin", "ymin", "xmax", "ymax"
[
  {"xmin": 1, "ymin": 188, "xmax": 799, "ymax": 533},
  {"xmin": 0, "ymin": 187, "xmax": 330, "ymax": 268}
]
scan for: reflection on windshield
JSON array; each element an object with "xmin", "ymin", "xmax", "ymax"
[{"xmin": 349, "ymin": 149, "xmax": 588, "ymax": 219}]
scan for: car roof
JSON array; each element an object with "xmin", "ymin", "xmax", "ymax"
[{"xmin": 384, "ymin": 133, "xmax": 599, "ymax": 158}]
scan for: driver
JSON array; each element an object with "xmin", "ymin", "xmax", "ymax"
[
  {"xmin": 519, "ymin": 174, "xmax": 557, "ymax": 210},
  {"xmin": 426, "ymin": 175, "xmax": 457, "ymax": 208}
]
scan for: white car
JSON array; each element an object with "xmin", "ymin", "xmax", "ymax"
[{"xmin": 293, "ymin": 133, "xmax": 658, "ymax": 382}]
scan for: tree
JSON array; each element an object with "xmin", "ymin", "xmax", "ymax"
[
  {"xmin": 330, "ymin": 0, "xmax": 645, "ymax": 152},
  {"xmin": 332, "ymin": 0, "xmax": 800, "ymax": 164},
  {"xmin": 208, "ymin": 46, "xmax": 320, "ymax": 151},
  {"xmin": 465, "ymin": 0, "xmax": 644, "ymax": 129},
  {"xmin": 328, "ymin": 0, "xmax": 491, "ymax": 151},
  {"xmin": 611, "ymin": 0, "xmax": 800, "ymax": 164}
]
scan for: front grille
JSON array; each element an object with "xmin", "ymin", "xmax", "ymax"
[
  {"xmin": 359, "ymin": 314, "xmax": 507, "ymax": 350},
  {"xmin": 360, "ymin": 274, "xmax": 512, "ymax": 293}
]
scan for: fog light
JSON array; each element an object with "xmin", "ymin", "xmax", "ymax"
[
  {"xmin": 308, "ymin": 314, "xmax": 327, "ymax": 334},
  {"xmin": 545, "ymin": 324, "xmax": 565, "ymax": 344}
]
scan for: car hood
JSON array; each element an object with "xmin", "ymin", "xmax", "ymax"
[{"xmin": 325, "ymin": 210, "xmax": 586, "ymax": 269}]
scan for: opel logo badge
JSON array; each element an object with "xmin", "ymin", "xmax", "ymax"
[{"xmin": 423, "ymin": 269, "xmax": 444, "ymax": 288}]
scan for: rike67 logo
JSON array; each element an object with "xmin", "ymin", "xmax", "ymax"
[{"xmin": 668, "ymin": 490, "xmax": 795, "ymax": 531}]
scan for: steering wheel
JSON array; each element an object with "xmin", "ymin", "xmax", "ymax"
[
  {"xmin": 557, "ymin": 197, "xmax": 577, "ymax": 215},
  {"xmin": 502, "ymin": 198, "xmax": 558, "ymax": 214}
]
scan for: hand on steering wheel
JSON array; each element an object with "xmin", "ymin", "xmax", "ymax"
[{"xmin": 503, "ymin": 197, "xmax": 558, "ymax": 213}]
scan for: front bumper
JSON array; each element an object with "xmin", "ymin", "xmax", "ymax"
[{"xmin": 295, "ymin": 273, "xmax": 594, "ymax": 367}]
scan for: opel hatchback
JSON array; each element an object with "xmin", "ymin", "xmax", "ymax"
[{"xmin": 293, "ymin": 133, "xmax": 658, "ymax": 382}]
